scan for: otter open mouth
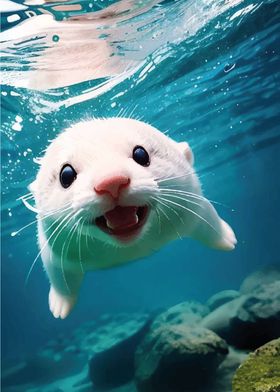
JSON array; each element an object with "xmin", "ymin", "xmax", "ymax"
[{"xmin": 95, "ymin": 206, "xmax": 149, "ymax": 240}]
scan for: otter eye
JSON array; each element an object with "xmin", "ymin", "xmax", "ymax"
[
  {"xmin": 132, "ymin": 146, "xmax": 150, "ymax": 167},
  {"xmin": 60, "ymin": 164, "xmax": 77, "ymax": 188}
]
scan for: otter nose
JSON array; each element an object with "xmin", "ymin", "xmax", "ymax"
[{"xmin": 94, "ymin": 175, "xmax": 130, "ymax": 199}]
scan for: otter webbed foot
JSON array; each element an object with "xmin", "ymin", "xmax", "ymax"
[
  {"xmin": 215, "ymin": 219, "xmax": 237, "ymax": 251},
  {"xmin": 190, "ymin": 199, "xmax": 237, "ymax": 251},
  {"xmin": 48, "ymin": 286, "xmax": 76, "ymax": 319}
]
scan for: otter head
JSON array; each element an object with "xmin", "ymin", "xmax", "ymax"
[{"xmin": 29, "ymin": 118, "xmax": 195, "ymax": 247}]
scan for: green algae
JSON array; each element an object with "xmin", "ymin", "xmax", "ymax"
[{"xmin": 233, "ymin": 339, "xmax": 280, "ymax": 392}]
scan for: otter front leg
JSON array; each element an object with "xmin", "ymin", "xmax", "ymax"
[
  {"xmin": 38, "ymin": 222, "xmax": 84, "ymax": 319},
  {"xmin": 45, "ymin": 260, "xmax": 84, "ymax": 319},
  {"xmin": 190, "ymin": 199, "xmax": 237, "ymax": 251}
]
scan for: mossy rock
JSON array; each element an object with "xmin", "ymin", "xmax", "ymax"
[{"xmin": 232, "ymin": 339, "xmax": 280, "ymax": 392}]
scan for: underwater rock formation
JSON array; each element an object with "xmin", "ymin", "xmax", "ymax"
[
  {"xmin": 2, "ymin": 267, "xmax": 280, "ymax": 392},
  {"xmin": 1, "ymin": 351, "xmax": 86, "ymax": 391},
  {"xmin": 207, "ymin": 290, "xmax": 240, "ymax": 311},
  {"xmin": 151, "ymin": 301, "xmax": 209, "ymax": 329},
  {"xmin": 135, "ymin": 324, "xmax": 228, "ymax": 392},
  {"xmin": 209, "ymin": 347, "xmax": 248, "ymax": 392},
  {"xmin": 89, "ymin": 317, "xmax": 152, "ymax": 389},
  {"xmin": 2, "ymin": 313, "xmax": 151, "ymax": 392},
  {"xmin": 68, "ymin": 313, "xmax": 152, "ymax": 389},
  {"xmin": 202, "ymin": 281, "xmax": 280, "ymax": 350},
  {"xmin": 77, "ymin": 313, "xmax": 151, "ymax": 356},
  {"xmin": 240, "ymin": 264, "xmax": 280, "ymax": 294},
  {"xmin": 232, "ymin": 338, "xmax": 280, "ymax": 392}
]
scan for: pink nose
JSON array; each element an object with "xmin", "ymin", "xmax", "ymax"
[{"xmin": 94, "ymin": 175, "xmax": 130, "ymax": 199}]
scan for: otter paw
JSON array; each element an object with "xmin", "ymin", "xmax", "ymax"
[
  {"xmin": 218, "ymin": 219, "xmax": 237, "ymax": 251},
  {"xmin": 49, "ymin": 286, "xmax": 76, "ymax": 319}
]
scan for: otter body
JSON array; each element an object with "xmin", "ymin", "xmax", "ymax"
[{"xmin": 30, "ymin": 118, "xmax": 237, "ymax": 318}]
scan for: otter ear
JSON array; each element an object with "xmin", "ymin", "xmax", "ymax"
[{"xmin": 178, "ymin": 142, "xmax": 194, "ymax": 165}]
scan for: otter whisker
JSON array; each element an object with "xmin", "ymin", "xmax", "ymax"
[
  {"xmin": 159, "ymin": 182, "xmax": 203, "ymax": 190},
  {"xmin": 160, "ymin": 192, "xmax": 203, "ymax": 209},
  {"xmin": 61, "ymin": 211, "xmax": 82, "ymax": 294},
  {"xmin": 156, "ymin": 169, "xmax": 209, "ymax": 184},
  {"xmin": 68, "ymin": 216, "xmax": 83, "ymax": 259},
  {"xmin": 117, "ymin": 107, "xmax": 126, "ymax": 119},
  {"xmin": 78, "ymin": 217, "xmax": 89, "ymax": 274},
  {"xmin": 153, "ymin": 196, "xmax": 185, "ymax": 226},
  {"xmin": 160, "ymin": 190, "xmax": 207, "ymax": 203},
  {"xmin": 154, "ymin": 206, "xmax": 162, "ymax": 235},
  {"xmin": 85, "ymin": 220, "xmax": 90, "ymax": 252},
  {"xmin": 88, "ymin": 219, "xmax": 97, "ymax": 244},
  {"xmin": 119, "ymin": 103, "xmax": 139, "ymax": 120},
  {"xmin": 154, "ymin": 201, "xmax": 182, "ymax": 240},
  {"xmin": 18, "ymin": 195, "xmax": 35, "ymax": 202},
  {"xmin": 156, "ymin": 172, "xmax": 195, "ymax": 183},
  {"xmin": 128, "ymin": 105, "xmax": 138, "ymax": 119},
  {"xmin": 25, "ymin": 211, "xmax": 74, "ymax": 287},
  {"xmin": 21, "ymin": 198, "xmax": 39, "ymax": 213},
  {"xmin": 160, "ymin": 187, "xmax": 224, "ymax": 207},
  {"xmin": 159, "ymin": 197, "xmax": 219, "ymax": 237},
  {"xmin": 49, "ymin": 210, "xmax": 79, "ymax": 265},
  {"xmin": 148, "ymin": 201, "xmax": 162, "ymax": 235},
  {"xmin": 11, "ymin": 217, "xmax": 43, "ymax": 237},
  {"xmin": 17, "ymin": 192, "xmax": 33, "ymax": 201},
  {"xmin": 42, "ymin": 208, "xmax": 74, "ymax": 242},
  {"xmin": 73, "ymin": 216, "xmax": 85, "ymax": 273},
  {"xmin": 159, "ymin": 188, "xmax": 206, "ymax": 200},
  {"xmin": 133, "ymin": 113, "xmax": 145, "ymax": 121},
  {"xmin": 12, "ymin": 203, "xmax": 73, "ymax": 238},
  {"xmin": 39, "ymin": 203, "xmax": 73, "ymax": 219}
]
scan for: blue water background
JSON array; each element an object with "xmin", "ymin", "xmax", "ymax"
[{"xmin": 1, "ymin": 0, "xmax": 280, "ymax": 361}]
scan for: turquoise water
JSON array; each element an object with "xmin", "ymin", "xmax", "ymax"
[{"xmin": 1, "ymin": 0, "xmax": 280, "ymax": 389}]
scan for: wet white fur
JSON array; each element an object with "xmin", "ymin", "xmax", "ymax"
[{"xmin": 30, "ymin": 118, "xmax": 237, "ymax": 319}]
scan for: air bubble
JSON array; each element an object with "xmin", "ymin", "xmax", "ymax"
[{"xmin": 12, "ymin": 122, "xmax": 22, "ymax": 132}]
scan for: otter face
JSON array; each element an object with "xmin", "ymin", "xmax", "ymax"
[{"xmin": 30, "ymin": 118, "xmax": 194, "ymax": 246}]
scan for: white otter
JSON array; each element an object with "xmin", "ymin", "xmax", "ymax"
[{"xmin": 29, "ymin": 118, "xmax": 237, "ymax": 319}]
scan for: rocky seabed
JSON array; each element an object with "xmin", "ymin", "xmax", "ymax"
[{"xmin": 2, "ymin": 265, "xmax": 280, "ymax": 392}]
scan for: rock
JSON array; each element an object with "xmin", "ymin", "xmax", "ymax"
[
  {"xmin": 1, "ymin": 352, "xmax": 85, "ymax": 389},
  {"xmin": 201, "ymin": 281, "xmax": 280, "ymax": 350},
  {"xmin": 87, "ymin": 315, "xmax": 151, "ymax": 388},
  {"xmin": 1, "ymin": 313, "xmax": 151, "ymax": 392},
  {"xmin": 151, "ymin": 301, "xmax": 209, "ymax": 330},
  {"xmin": 240, "ymin": 264, "xmax": 280, "ymax": 294},
  {"xmin": 208, "ymin": 347, "xmax": 248, "ymax": 392},
  {"xmin": 69, "ymin": 312, "xmax": 151, "ymax": 356},
  {"xmin": 135, "ymin": 324, "xmax": 228, "ymax": 392},
  {"xmin": 232, "ymin": 338, "xmax": 280, "ymax": 392},
  {"xmin": 89, "ymin": 317, "xmax": 152, "ymax": 389},
  {"xmin": 207, "ymin": 290, "xmax": 240, "ymax": 311}
]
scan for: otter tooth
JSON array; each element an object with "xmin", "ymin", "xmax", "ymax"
[{"xmin": 106, "ymin": 219, "xmax": 115, "ymax": 230}]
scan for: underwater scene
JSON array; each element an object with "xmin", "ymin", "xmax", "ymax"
[{"xmin": 1, "ymin": 0, "xmax": 280, "ymax": 391}]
